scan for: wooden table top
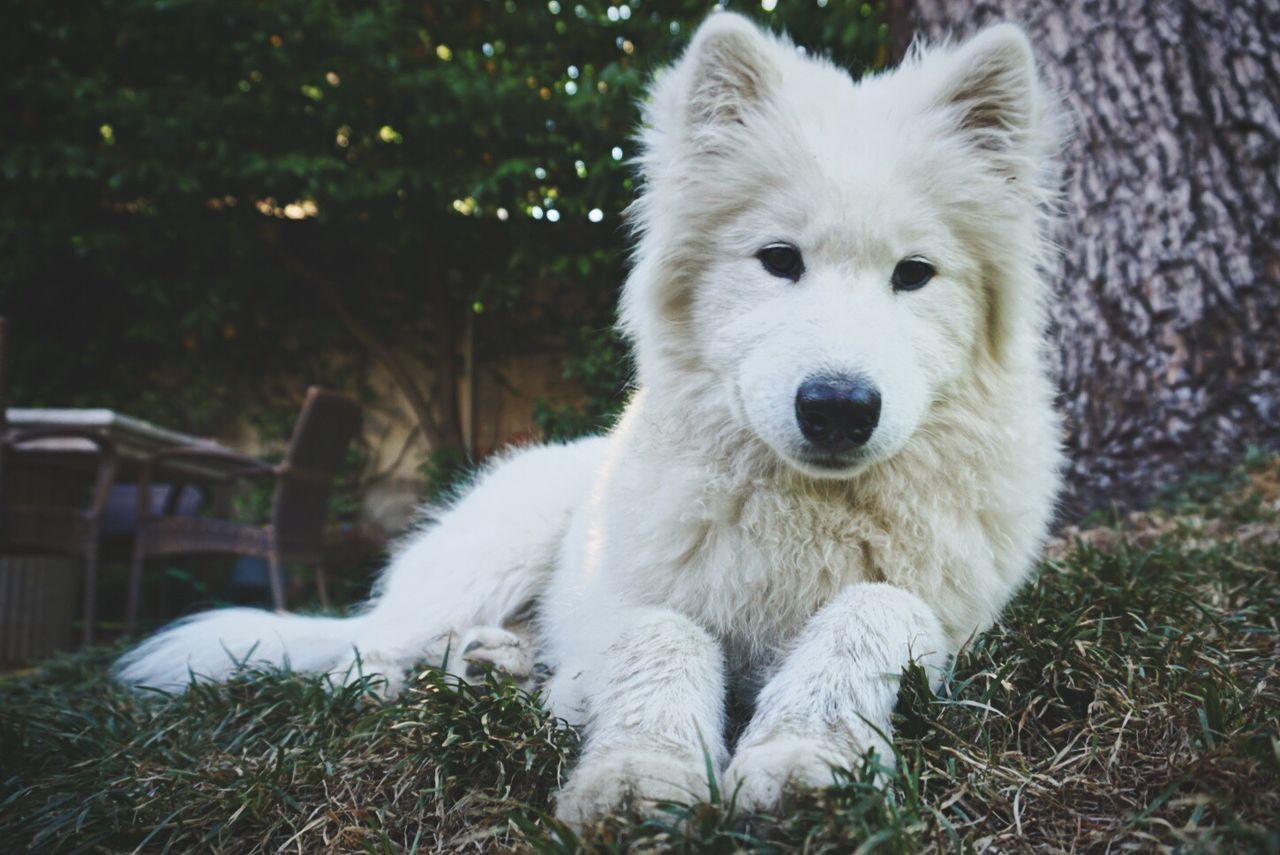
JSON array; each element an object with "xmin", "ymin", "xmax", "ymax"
[{"xmin": 6, "ymin": 408, "xmax": 261, "ymax": 481}]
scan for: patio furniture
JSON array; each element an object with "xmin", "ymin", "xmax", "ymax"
[
  {"xmin": 2, "ymin": 394, "xmax": 266, "ymax": 667},
  {"xmin": 126, "ymin": 386, "xmax": 361, "ymax": 634},
  {"xmin": 0, "ymin": 317, "xmax": 118, "ymax": 647}
]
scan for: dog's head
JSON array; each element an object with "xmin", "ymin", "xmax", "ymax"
[{"xmin": 621, "ymin": 13, "xmax": 1058, "ymax": 478}]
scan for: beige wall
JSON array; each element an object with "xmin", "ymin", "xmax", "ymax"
[{"xmin": 358, "ymin": 350, "xmax": 584, "ymax": 535}]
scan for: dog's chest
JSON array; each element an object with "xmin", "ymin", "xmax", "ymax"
[{"xmin": 650, "ymin": 483, "xmax": 890, "ymax": 666}]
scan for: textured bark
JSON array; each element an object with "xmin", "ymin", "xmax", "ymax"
[{"xmin": 899, "ymin": 0, "xmax": 1280, "ymax": 515}]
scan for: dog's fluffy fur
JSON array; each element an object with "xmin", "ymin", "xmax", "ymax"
[{"xmin": 118, "ymin": 14, "xmax": 1063, "ymax": 823}]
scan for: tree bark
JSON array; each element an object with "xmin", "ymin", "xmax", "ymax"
[{"xmin": 897, "ymin": 0, "xmax": 1280, "ymax": 515}]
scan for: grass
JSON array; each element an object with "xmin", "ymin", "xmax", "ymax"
[{"xmin": 2, "ymin": 455, "xmax": 1278, "ymax": 852}]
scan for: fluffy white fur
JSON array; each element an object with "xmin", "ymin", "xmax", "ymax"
[{"xmin": 117, "ymin": 14, "xmax": 1063, "ymax": 825}]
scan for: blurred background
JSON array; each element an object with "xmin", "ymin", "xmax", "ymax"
[{"xmin": 1, "ymin": 0, "xmax": 1276, "ymax": 643}]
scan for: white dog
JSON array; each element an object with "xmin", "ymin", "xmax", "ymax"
[{"xmin": 118, "ymin": 13, "xmax": 1063, "ymax": 824}]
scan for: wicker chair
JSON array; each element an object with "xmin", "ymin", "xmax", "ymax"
[
  {"xmin": 125, "ymin": 387, "xmax": 361, "ymax": 634},
  {"xmin": 0, "ymin": 317, "xmax": 118, "ymax": 646}
]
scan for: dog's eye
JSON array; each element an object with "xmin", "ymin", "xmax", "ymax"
[
  {"xmin": 756, "ymin": 244, "xmax": 805, "ymax": 282},
  {"xmin": 891, "ymin": 258, "xmax": 935, "ymax": 292}
]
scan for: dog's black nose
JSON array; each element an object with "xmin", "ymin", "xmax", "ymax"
[{"xmin": 795, "ymin": 375, "xmax": 881, "ymax": 452}]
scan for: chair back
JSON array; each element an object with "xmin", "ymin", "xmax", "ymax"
[{"xmin": 270, "ymin": 387, "xmax": 361, "ymax": 554}]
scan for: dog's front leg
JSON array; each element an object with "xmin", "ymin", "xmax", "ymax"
[
  {"xmin": 725, "ymin": 583, "xmax": 948, "ymax": 812},
  {"xmin": 553, "ymin": 606, "xmax": 726, "ymax": 825}
]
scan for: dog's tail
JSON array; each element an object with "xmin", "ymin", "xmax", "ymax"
[{"xmin": 114, "ymin": 608, "xmax": 371, "ymax": 693}]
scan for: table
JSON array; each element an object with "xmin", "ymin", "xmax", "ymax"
[
  {"xmin": 6, "ymin": 408, "xmax": 250, "ymax": 479},
  {"xmin": 1, "ymin": 409, "xmax": 259, "ymax": 667}
]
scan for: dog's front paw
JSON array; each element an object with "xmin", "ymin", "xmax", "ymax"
[
  {"xmin": 555, "ymin": 749, "xmax": 711, "ymax": 826},
  {"xmin": 725, "ymin": 733, "xmax": 890, "ymax": 813}
]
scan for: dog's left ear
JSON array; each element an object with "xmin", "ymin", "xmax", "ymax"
[
  {"xmin": 929, "ymin": 24, "xmax": 1043, "ymax": 158},
  {"xmin": 683, "ymin": 12, "xmax": 780, "ymax": 130},
  {"xmin": 640, "ymin": 13, "xmax": 783, "ymax": 164}
]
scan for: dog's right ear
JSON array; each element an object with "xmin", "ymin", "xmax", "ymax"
[
  {"xmin": 925, "ymin": 24, "xmax": 1045, "ymax": 161},
  {"xmin": 681, "ymin": 13, "xmax": 780, "ymax": 132}
]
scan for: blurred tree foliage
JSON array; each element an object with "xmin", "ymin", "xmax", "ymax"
[{"xmin": 1, "ymin": 0, "xmax": 887, "ymax": 476}]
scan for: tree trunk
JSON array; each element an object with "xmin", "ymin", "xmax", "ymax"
[{"xmin": 897, "ymin": 0, "xmax": 1280, "ymax": 515}]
